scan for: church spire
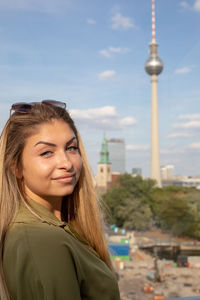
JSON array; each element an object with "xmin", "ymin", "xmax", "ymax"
[{"xmin": 99, "ymin": 133, "xmax": 110, "ymax": 164}]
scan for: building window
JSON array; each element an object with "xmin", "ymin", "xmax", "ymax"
[{"xmin": 100, "ymin": 168, "xmax": 103, "ymax": 173}]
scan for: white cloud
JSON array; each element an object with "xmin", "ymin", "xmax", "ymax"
[
  {"xmin": 160, "ymin": 148, "xmax": 185, "ymax": 155},
  {"xmin": 194, "ymin": 0, "xmax": 200, "ymax": 11},
  {"xmin": 126, "ymin": 144, "xmax": 149, "ymax": 151},
  {"xmin": 179, "ymin": 0, "xmax": 200, "ymax": 12},
  {"xmin": 178, "ymin": 114, "xmax": 200, "ymax": 120},
  {"xmin": 180, "ymin": 1, "xmax": 190, "ymax": 9},
  {"xmin": 99, "ymin": 47, "xmax": 131, "ymax": 58},
  {"xmin": 171, "ymin": 114, "xmax": 200, "ymax": 137},
  {"xmin": 70, "ymin": 106, "xmax": 117, "ymax": 119},
  {"xmin": 98, "ymin": 70, "xmax": 116, "ymax": 80},
  {"xmin": 109, "ymin": 47, "xmax": 122, "ymax": 54},
  {"xmin": 69, "ymin": 106, "xmax": 137, "ymax": 130},
  {"xmin": 119, "ymin": 117, "xmax": 136, "ymax": 127},
  {"xmin": 99, "ymin": 50, "xmax": 112, "ymax": 58},
  {"xmin": 188, "ymin": 142, "xmax": 200, "ymax": 149},
  {"xmin": 175, "ymin": 67, "xmax": 192, "ymax": 74},
  {"xmin": 111, "ymin": 13, "xmax": 135, "ymax": 30},
  {"xmin": 173, "ymin": 121, "xmax": 200, "ymax": 129},
  {"xmin": 167, "ymin": 132, "xmax": 192, "ymax": 138},
  {"xmin": 87, "ymin": 18, "xmax": 96, "ymax": 25}
]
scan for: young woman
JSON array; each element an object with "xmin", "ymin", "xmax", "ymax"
[{"xmin": 0, "ymin": 100, "xmax": 120, "ymax": 300}]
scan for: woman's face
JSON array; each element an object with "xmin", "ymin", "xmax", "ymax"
[{"xmin": 20, "ymin": 120, "xmax": 82, "ymax": 204}]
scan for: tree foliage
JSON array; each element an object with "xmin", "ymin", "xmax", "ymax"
[
  {"xmin": 103, "ymin": 174, "xmax": 155, "ymax": 230},
  {"xmin": 102, "ymin": 174, "xmax": 200, "ymax": 239}
]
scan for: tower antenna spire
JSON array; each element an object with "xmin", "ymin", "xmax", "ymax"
[{"xmin": 152, "ymin": 0, "xmax": 156, "ymax": 43}]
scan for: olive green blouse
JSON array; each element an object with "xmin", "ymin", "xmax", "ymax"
[{"xmin": 3, "ymin": 200, "xmax": 120, "ymax": 300}]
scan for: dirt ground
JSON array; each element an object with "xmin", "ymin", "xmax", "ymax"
[
  {"xmin": 109, "ymin": 228, "xmax": 200, "ymax": 300},
  {"xmin": 117, "ymin": 251, "xmax": 200, "ymax": 300}
]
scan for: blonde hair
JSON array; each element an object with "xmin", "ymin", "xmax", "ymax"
[{"xmin": 0, "ymin": 103, "xmax": 113, "ymax": 299}]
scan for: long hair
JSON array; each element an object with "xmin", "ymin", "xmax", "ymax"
[{"xmin": 0, "ymin": 103, "xmax": 113, "ymax": 299}]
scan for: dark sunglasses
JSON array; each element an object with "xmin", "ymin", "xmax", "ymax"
[{"xmin": 10, "ymin": 100, "xmax": 66, "ymax": 115}]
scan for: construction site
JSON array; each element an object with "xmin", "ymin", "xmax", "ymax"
[{"xmin": 109, "ymin": 229, "xmax": 200, "ymax": 300}]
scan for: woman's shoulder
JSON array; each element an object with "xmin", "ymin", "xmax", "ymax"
[
  {"xmin": 3, "ymin": 222, "xmax": 80, "ymax": 274},
  {"xmin": 3, "ymin": 224, "xmax": 83, "ymax": 300},
  {"xmin": 5, "ymin": 221, "xmax": 74, "ymax": 250}
]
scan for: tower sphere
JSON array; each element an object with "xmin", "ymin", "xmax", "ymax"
[
  {"xmin": 145, "ymin": 42, "xmax": 164, "ymax": 76},
  {"xmin": 145, "ymin": 56, "xmax": 163, "ymax": 75}
]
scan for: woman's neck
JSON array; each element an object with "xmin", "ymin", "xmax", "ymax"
[{"xmin": 24, "ymin": 186, "xmax": 63, "ymax": 221}]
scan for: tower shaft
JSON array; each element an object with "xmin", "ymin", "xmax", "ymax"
[
  {"xmin": 145, "ymin": 0, "xmax": 163, "ymax": 187},
  {"xmin": 151, "ymin": 75, "xmax": 161, "ymax": 187}
]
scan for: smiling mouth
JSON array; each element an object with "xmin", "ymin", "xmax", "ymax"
[{"xmin": 52, "ymin": 174, "xmax": 75, "ymax": 184}]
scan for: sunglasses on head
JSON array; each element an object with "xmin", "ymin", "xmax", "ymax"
[{"xmin": 10, "ymin": 100, "xmax": 66, "ymax": 115}]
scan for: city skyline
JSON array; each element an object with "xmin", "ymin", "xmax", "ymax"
[{"xmin": 0, "ymin": 0, "xmax": 199, "ymax": 177}]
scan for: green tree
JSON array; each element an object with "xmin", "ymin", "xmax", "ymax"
[
  {"xmin": 103, "ymin": 174, "xmax": 154, "ymax": 229},
  {"xmin": 117, "ymin": 197, "xmax": 152, "ymax": 230},
  {"xmin": 102, "ymin": 174, "xmax": 200, "ymax": 239},
  {"xmin": 153, "ymin": 188, "xmax": 200, "ymax": 238},
  {"xmin": 103, "ymin": 185, "xmax": 129, "ymax": 227}
]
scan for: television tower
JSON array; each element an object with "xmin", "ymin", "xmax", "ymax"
[{"xmin": 145, "ymin": 0, "xmax": 163, "ymax": 187}]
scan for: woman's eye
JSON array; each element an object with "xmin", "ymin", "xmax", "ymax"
[
  {"xmin": 40, "ymin": 151, "xmax": 52, "ymax": 157},
  {"xmin": 66, "ymin": 146, "xmax": 78, "ymax": 152}
]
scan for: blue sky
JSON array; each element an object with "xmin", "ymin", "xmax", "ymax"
[{"xmin": 0, "ymin": 0, "xmax": 200, "ymax": 177}]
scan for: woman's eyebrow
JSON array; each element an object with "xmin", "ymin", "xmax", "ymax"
[
  {"xmin": 34, "ymin": 141, "xmax": 56, "ymax": 147},
  {"xmin": 34, "ymin": 137, "xmax": 77, "ymax": 147}
]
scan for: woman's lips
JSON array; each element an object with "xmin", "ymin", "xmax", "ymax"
[{"xmin": 52, "ymin": 174, "xmax": 75, "ymax": 183}]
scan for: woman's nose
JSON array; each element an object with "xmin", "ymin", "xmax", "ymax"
[{"xmin": 57, "ymin": 152, "xmax": 73, "ymax": 170}]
